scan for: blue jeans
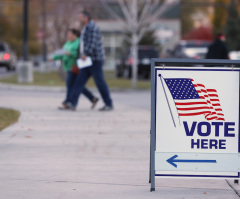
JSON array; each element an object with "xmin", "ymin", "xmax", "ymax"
[
  {"xmin": 64, "ymin": 71, "xmax": 95, "ymax": 104},
  {"xmin": 69, "ymin": 61, "xmax": 112, "ymax": 107}
]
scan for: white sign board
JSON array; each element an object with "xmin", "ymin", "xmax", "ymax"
[{"xmin": 154, "ymin": 67, "xmax": 240, "ymax": 178}]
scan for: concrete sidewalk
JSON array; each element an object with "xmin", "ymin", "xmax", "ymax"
[{"xmin": 0, "ymin": 89, "xmax": 239, "ymax": 199}]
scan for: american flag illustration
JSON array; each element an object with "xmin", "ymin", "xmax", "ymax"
[{"xmin": 163, "ymin": 77, "xmax": 225, "ymax": 121}]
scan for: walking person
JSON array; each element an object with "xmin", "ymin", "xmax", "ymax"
[
  {"xmin": 66, "ymin": 11, "xmax": 113, "ymax": 111},
  {"xmin": 50, "ymin": 28, "xmax": 99, "ymax": 110},
  {"xmin": 206, "ymin": 33, "xmax": 229, "ymax": 59}
]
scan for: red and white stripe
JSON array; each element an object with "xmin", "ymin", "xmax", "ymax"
[{"xmin": 174, "ymin": 79, "xmax": 225, "ymax": 121}]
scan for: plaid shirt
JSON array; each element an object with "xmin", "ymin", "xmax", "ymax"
[{"xmin": 81, "ymin": 20, "xmax": 105, "ymax": 61}]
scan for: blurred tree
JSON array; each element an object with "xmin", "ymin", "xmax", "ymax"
[
  {"xmin": 181, "ymin": 0, "xmax": 215, "ymax": 39},
  {"xmin": 212, "ymin": 0, "xmax": 228, "ymax": 36},
  {"xmin": 0, "ymin": 14, "xmax": 10, "ymax": 38},
  {"xmin": 46, "ymin": 0, "xmax": 80, "ymax": 50},
  {"xmin": 139, "ymin": 30, "xmax": 160, "ymax": 47},
  {"xmin": 102, "ymin": 0, "xmax": 178, "ymax": 88},
  {"xmin": 181, "ymin": 0, "xmax": 196, "ymax": 37},
  {"xmin": 43, "ymin": 0, "xmax": 100, "ymax": 52},
  {"xmin": 225, "ymin": 0, "xmax": 240, "ymax": 51},
  {"xmin": 0, "ymin": 0, "xmax": 40, "ymax": 57}
]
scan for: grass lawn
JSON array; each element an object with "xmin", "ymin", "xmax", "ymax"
[
  {"xmin": 0, "ymin": 108, "xmax": 20, "ymax": 131},
  {"xmin": 0, "ymin": 71, "xmax": 151, "ymax": 90}
]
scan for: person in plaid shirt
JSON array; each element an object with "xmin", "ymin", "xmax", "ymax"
[{"xmin": 66, "ymin": 11, "xmax": 113, "ymax": 111}]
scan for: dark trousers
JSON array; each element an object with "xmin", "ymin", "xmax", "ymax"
[
  {"xmin": 64, "ymin": 71, "xmax": 95, "ymax": 104},
  {"xmin": 69, "ymin": 61, "xmax": 112, "ymax": 107}
]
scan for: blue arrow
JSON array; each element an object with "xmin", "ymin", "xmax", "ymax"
[{"xmin": 167, "ymin": 155, "xmax": 217, "ymax": 168}]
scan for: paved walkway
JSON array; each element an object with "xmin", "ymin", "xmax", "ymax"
[{"xmin": 0, "ymin": 88, "xmax": 239, "ymax": 199}]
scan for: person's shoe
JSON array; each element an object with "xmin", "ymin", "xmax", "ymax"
[
  {"xmin": 58, "ymin": 103, "xmax": 68, "ymax": 110},
  {"xmin": 91, "ymin": 97, "xmax": 99, "ymax": 109},
  {"xmin": 64, "ymin": 102, "xmax": 76, "ymax": 111},
  {"xmin": 58, "ymin": 106, "xmax": 67, "ymax": 110},
  {"xmin": 99, "ymin": 105, "xmax": 113, "ymax": 111}
]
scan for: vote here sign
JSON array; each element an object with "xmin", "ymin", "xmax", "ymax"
[{"xmin": 154, "ymin": 67, "xmax": 240, "ymax": 178}]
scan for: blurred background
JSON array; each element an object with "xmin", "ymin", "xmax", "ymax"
[{"xmin": 0, "ymin": 0, "xmax": 240, "ymax": 88}]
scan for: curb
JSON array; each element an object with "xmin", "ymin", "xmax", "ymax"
[
  {"xmin": 0, "ymin": 83, "xmax": 66, "ymax": 92},
  {"xmin": 0, "ymin": 83, "xmax": 146, "ymax": 93}
]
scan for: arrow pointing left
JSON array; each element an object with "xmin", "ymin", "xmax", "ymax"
[{"xmin": 167, "ymin": 155, "xmax": 217, "ymax": 168}]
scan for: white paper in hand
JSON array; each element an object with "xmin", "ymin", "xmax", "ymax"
[{"xmin": 77, "ymin": 57, "xmax": 92, "ymax": 69}]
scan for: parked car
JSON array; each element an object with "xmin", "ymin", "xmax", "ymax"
[
  {"xmin": 167, "ymin": 40, "xmax": 211, "ymax": 59},
  {"xmin": 116, "ymin": 46, "xmax": 159, "ymax": 79},
  {"xmin": 229, "ymin": 51, "xmax": 240, "ymax": 60},
  {"xmin": 0, "ymin": 42, "xmax": 17, "ymax": 71}
]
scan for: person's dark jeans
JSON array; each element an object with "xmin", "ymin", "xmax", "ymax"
[
  {"xmin": 64, "ymin": 71, "xmax": 95, "ymax": 104},
  {"xmin": 69, "ymin": 61, "xmax": 112, "ymax": 107}
]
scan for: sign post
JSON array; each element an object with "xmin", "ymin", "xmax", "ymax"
[{"xmin": 150, "ymin": 59, "xmax": 240, "ymax": 191}]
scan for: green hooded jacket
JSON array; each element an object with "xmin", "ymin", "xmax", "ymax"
[{"xmin": 53, "ymin": 38, "xmax": 79, "ymax": 72}]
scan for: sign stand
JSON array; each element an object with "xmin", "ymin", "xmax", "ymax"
[
  {"xmin": 150, "ymin": 59, "xmax": 156, "ymax": 192},
  {"xmin": 150, "ymin": 58, "xmax": 240, "ymax": 192},
  {"xmin": 149, "ymin": 131, "xmax": 152, "ymax": 185}
]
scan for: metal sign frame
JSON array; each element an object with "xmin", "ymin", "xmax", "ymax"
[{"xmin": 150, "ymin": 58, "xmax": 240, "ymax": 192}]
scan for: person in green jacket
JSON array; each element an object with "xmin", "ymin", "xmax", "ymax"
[{"xmin": 51, "ymin": 28, "xmax": 98, "ymax": 110}]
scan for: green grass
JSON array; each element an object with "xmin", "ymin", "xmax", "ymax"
[
  {"xmin": 0, "ymin": 108, "xmax": 20, "ymax": 131},
  {"xmin": 0, "ymin": 71, "xmax": 65, "ymax": 87},
  {"xmin": 0, "ymin": 71, "xmax": 151, "ymax": 90}
]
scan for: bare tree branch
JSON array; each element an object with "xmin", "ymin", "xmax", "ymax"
[
  {"xmin": 149, "ymin": 0, "xmax": 177, "ymax": 21},
  {"xmin": 137, "ymin": 26, "xmax": 148, "ymax": 43},
  {"xmin": 138, "ymin": 0, "xmax": 152, "ymax": 25},
  {"xmin": 100, "ymin": 0, "xmax": 123, "ymax": 21},
  {"xmin": 117, "ymin": 0, "xmax": 135, "ymax": 28},
  {"xmin": 100, "ymin": 0, "xmax": 180, "ymax": 88},
  {"xmin": 46, "ymin": 0, "xmax": 80, "ymax": 49}
]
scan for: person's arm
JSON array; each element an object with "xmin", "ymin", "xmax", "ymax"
[
  {"xmin": 51, "ymin": 43, "xmax": 67, "ymax": 60},
  {"xmin": 83, "ymin": 26, "xmax": 98, "ymax": 57},
  {"xmin": 223, "ymin": 45, "xmax": 229, "ymax": 59},
  {"xmin": 52, "ymin": 54, "xmax": 64, "ymax": 60}
]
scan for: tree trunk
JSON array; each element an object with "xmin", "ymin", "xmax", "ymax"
[{"xmin": 131, "ymin": 33, "xmax": 138, "ymax": 88}]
